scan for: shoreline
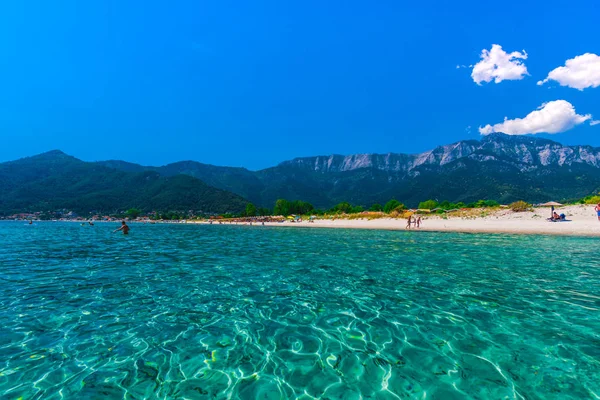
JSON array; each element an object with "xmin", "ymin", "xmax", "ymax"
[
  {"xmin": 195, "ymin": 204, "xmax": 600, "ymax": 237},
  {"xmin": 6, "ymin": 204, "xmax": 600, "ymax": 237}
]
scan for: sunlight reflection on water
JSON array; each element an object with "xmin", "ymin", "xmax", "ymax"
[{"xmin": 0, "ymin": 222, "xmax": 599, "ymax": 399}]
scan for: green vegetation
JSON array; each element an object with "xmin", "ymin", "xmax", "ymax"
[
  {"xmin": 263, "ymin": 197, "xmax": 505, "ymax": 219},
  {"xmin": 231, "ymin": 194, "xmax": 600, "ymax": 221},
  {"xmin": 369, "ymin": 204, "xmax": 383, "ymax": 212},
  {"xmin": 330, "ymin": 202, "xmax": 352, "ymax": 213},
  {"xmin": 125, "ymin": 208, "xmax": 142, "ymax": 219},
  {"xmin": 383, "ymin": 199, "xmax": 405, "ymax": 213},
  {"xmin": 421, "ymin": 199, "xmax": 499, "ymax": 210},
  {"xmin": 244, "ymin": 203, "xmax": 257, "ymax": 217},
  {"xmin": 257, "ymin": 207, "xmax": 272, "ymax": 216},
  {"xmin": 273, "ymin": 199, "xmax": 314, "ymax": 216},
  {"xmin": 418, "ymin": 199, "xmax": 438, "ymax": 209},
  {"xmin": 236, "ymin": 196, "xmax": 521, "ymax": 220},
  {"xmin": 328, "ymin": 202, "xmax": 364, "ymax": 214},
  {"xmin": 582, "ymin": 195, "xmax": 600, "ymax": 205},
  {"xmin": 509, "ymin": 200, "xmax": 532, "ymax": 212},
  {"xmin": 474, "ymin": 200, "xmax": 500, "ymax": 207},
  {"xmin": 156, "ymin": 211, "xmax": 190, "ymax": 220}
]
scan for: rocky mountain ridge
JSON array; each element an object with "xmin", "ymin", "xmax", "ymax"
[{"xmin": 279, "ymin": 134, "xmax": 600, "ymax": 174}]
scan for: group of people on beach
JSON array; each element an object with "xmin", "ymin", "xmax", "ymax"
[
  {"xmin": 209, "ymin": 216, "xmax": 279, "ymax": 225},
  {"xmin": 406, "ymin": 214, "xmax": 422, "ymax": 229}
]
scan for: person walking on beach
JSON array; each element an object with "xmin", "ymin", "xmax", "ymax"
[
  {"xmin": 406, "ymin": 215, "xmax": 412, "ymax": 229},
  {"xmin": 595, "ymin": 203, "xmax": 600, "ymax": 221},
  {"xmin": 416, "ymin": 216, "xmax": 422, "ymax": 228},
  {"xmin": 114, "ymin": 221, "xmax": 130, "ymax": 235}
]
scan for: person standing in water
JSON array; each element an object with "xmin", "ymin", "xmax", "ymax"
[{"xmin": 114, "ymin": 221, "xmax": 130, "ymax": 235}]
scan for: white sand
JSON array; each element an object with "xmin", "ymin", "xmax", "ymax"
[{"xmin": 204, "ymin": 205, "xmax": 600, "ymax": 237}]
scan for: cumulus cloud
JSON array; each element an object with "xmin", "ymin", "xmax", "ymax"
[
  {"xmin": 471, "ymin": 44, "xmax": 529, "ymax": 84},
  {"xmin": 591, "ymin": 120, "xmax": 600, "ymax": 126},
  {"xmin": 479, "ymin": 100, "xmax": 592, "ymax": 135},
  {"xmin": 537, "ymin": 53, "xmax": 600, "ymax": 90}
]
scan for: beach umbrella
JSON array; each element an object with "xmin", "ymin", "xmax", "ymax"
[{"xmin": 539, "ymin": 201, "xmax": 563, "ymax": 207}]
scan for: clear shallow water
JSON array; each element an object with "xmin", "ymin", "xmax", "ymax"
[{"xmin": 0, "ymin": 222, "xmax": 599, "ymax": 399}]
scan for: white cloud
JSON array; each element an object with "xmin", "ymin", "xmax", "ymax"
[
  {"xmin": 471, "ymin": 44, "xmax": 529, "ymax": 84},
  {"xmin": 479, "ymin": 100, "xmax": 592, "ymax": 135},
  {"xmin": 537, "ymin": 53, "xmax": 600, "ymax": 90},
  {"xmin": 591, "ymin": 120, "xmax": 600, "ymax": 126}
]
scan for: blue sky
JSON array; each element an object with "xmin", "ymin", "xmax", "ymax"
[{"xmin": 0, "ymin": 0, "xmax": 598, "ymax": 170}]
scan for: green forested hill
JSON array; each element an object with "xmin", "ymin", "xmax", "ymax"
[
  {"xmin": 0, "ymin": 151, "xmax": 248, "ymax": 215},
  {"xmin": 98, "ymin": 134, "xmax": 600, "ymax": 208}
]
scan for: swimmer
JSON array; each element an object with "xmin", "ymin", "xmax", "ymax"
[{"xmin": 113, "ymin": 221, "xmax": 130, "ymax": 235}]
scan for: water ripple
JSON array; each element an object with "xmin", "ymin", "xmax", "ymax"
[{"xmin": 0, "ymin": 222, "xmax": 599, "ymax": 399}]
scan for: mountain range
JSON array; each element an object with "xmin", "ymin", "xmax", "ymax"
[
  {"xmin": 97, "ymin": 133, "xmax": 600, "ymax": 208},
  {"xmin": 2, "ymin": 133, "xmax": 600, "ymax": 214}
]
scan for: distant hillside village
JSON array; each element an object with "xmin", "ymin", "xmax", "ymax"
[
  {"xmin": 2, "ymin": 210, "xmax": 122, "ymax": 222},
  {"xmin": 0, "ymin": 209, "xmax": 168, "ymax": 222}
]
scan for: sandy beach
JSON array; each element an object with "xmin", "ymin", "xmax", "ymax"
[{"xmin": 201, "ymin": 205, "xmax": 600, "ymax": 237}]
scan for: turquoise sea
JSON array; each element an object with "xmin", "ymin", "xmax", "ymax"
[{"xmin": 0, "ymin": 221, "xmax": 599, "ymax": 399}]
